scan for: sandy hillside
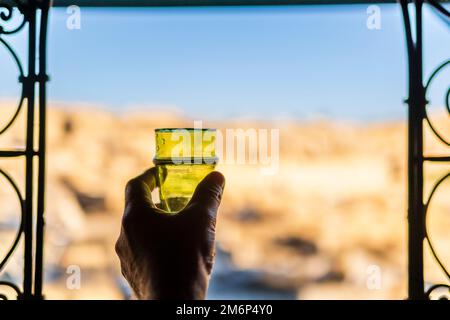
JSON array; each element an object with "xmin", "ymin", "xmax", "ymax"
[{"xmin": 0, "ymin": 102, "xmax": 449, "ymax": 299}]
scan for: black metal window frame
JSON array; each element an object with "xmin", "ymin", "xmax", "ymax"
[{"xmin": 0, "ymin": 0, "xmax": 448, "ymax": 300}]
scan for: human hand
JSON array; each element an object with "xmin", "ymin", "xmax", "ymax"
[{"xmin": 115, "ymin": 168, "xmax": 225, "ymax": 300}]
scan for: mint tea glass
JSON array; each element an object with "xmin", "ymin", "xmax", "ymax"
[{"xmin": 153, "ymin": 128, "xmax": 218, "ymax": 213}]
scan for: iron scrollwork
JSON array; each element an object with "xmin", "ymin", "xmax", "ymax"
[
  {"xmin": 400, "ymin": 0, "xmax": 450, "ymax": 300},
  {"xmin": 424, "ymin": 60, "xmax": 450, "ymax": 146},
  {"xmin": 0, "ymin": 0, "xmax": 448, "ymax": 301},
  {"xmin": 0, "ymin": 169, "xmax": 24, "ymax": 300},
  {"xmin": 0, "ymin": 0, "xmax": 49, "ymax": 300},
  {"xmin": 0, "ymin": 1, "xmax": 26, "ymax": 136},
  {"xmin": 0, "ymin": 170, "xmax": 24, "ymax": 275},
  {"xmin": 423, "ymin": 58, "xmax": 450, "ymax": 299},
  {"xmin": 0, "ymin": 37, "xmax": 25, "ymax": 135},
  {"xmin": 0, "ymin": 0, "xmax": 27, "ymax": 35}
]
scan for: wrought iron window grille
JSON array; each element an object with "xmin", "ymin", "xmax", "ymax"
[{"xmin": 0, "ymin": 0, "xmax": 448, "ymax": 300}]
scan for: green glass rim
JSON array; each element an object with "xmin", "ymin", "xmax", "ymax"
[
  {"xmin": 155, "ymin": 128, "xmax": 217, "ymax": 132},
  {"xmin": 153, "ymin": 156, "xmax": 219, "ymax": 165}
]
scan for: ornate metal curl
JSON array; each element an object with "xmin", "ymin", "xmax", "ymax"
[
  {"xmin": 423, "ymin": 172, "xmax": 450, "ymax": 286},
  {"xmin": 0, "ymin": 0, "xmax": 27, "ymax": 35},
  {"xmin": 0, "ymin": 280, "xmax": 22, "ymax": 300},
  {"xmin": 0, "ymin": 0, "xmax": 26, "ymax": 135},
  {"xmin": 0, "ymin": 169, "xmax": 24, "ymax": 300},
  {"xmin": 425, "ymin": 284, "xmax": 450, "ymax": 300},
  {"xmin": 0, "ymin": 36, "xmax": 25, "ymax": 135},
  {"xmin": 424, "ymin": 59, "xmax": 450, "ymax": 146},
  {"xmin": 0, "ymin": 169, "xmax": 24, "ymax": 274}
]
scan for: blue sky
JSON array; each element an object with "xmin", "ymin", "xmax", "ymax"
[{"xmin": 1, "ymin": 4, "xmax": 449, "ymax": 121}]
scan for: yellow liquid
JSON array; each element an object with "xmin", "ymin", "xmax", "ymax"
[
  {"xmin": 155, "ymin": 129, "xmax": 216, "ymax": 159},
  {"xmin": 156, "ymin": 161, "xmax": 216, "ymax": 213},
  {"xmin": 154, "ymin": 128, "xmax": 217, "ymax": 213}
]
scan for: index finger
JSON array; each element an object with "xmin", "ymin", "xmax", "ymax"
[{"xmin": 125, "ymin": 167, "xmax": 157, "ymax": 205}]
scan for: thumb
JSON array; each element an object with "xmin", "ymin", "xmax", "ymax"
[{"xmin": 186, "ymin": 171, "xmax": 225, "ymax": 215}]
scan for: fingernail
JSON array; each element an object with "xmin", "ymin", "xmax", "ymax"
[{"xmin": 210, "ymin": 171, "xmax": 225, "ymax": 189}]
